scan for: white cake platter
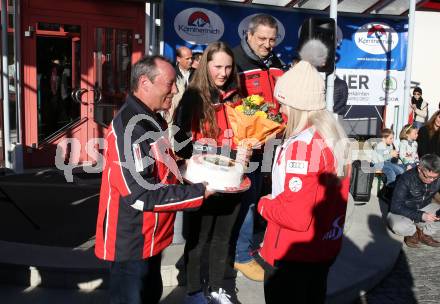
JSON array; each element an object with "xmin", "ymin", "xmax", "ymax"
[{"xmin": 180, "ymin": 165, "xmax": 251, "ymax": 193}]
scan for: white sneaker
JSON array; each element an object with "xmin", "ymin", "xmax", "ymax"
[{"xmin": 209, "ymin": 288, "xmax": 233, "ymax": 304}]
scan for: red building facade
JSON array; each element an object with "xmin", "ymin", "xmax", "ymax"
[{"xmin": 2, "ymin": 0, "xmax": 146, "ymax": 168}]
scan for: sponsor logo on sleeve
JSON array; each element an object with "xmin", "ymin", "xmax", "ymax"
[
  {"xmin": 286, "ymin": 160, "xmax": 308, "ymax": 175},
  {"xmin": 322, "ymin": 215, "xmax": 345, "ymax": 241},
  {"xmin": 288, "ymin": 177, "xmax": 303, "ymax": 192}
]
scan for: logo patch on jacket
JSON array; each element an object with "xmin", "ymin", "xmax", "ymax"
[
  {"xmin": 288, "ymin": 177, "xmax": 302, "ymax": 192},
  {"xmin": 133, "ymin": 143, "xmax": 144, "ymax": 172},
  {"xmin": 246, "ymin": 74, "xmax": 260, "ymax": 80},
  {"xmin": 286, "ymin": 160, "xmax": 308, "ymax": 175},
  {"xmin": 322, "ymin": 215, "xmax": 345, "ymax": 241}
]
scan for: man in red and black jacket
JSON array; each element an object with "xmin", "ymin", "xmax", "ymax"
[
  {"xmin": 95, "ymin": 55, "xmax": 211, "ymax": 304},
  {"xmin": 232, "ymin": 13, "xmax": 285, "ymax": 282},
  {"xmin": 233, "ymin": 14, "xmax": 285, "ymax": 110}
]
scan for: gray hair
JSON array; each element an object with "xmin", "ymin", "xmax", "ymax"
[
  {"xmin": 131, "ymin": 55, "xmax": 171, "ymax": 92},
  {"xmin": 419, "ymin": 154, "xmax": 440, "ymax": 174},
  {"xmin": 247, "ymin": 14, "xmax": 278, "ymax": 35}
]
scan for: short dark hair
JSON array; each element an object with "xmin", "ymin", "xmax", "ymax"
[
  {"xmin": 192, "ymin": 52, "xmax": 202, "ymax": 61},
  {"xmin": 419, "ymin": 154, "xmax": 440, "ymax": 174},
  {"xmin": 247, "ymin": 14, "xmax": 278, "ymax": 35},
  {"xmin": 130, "ymin": 55, "xmax": 171, "ymax": 91}
]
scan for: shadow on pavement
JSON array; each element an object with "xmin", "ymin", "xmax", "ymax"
[
  {"xmin": 353, "ymin": 250, "xmax": 416, "ymax": 304},
  {"xmin": 0, "ymin": 170, "xmax": 100, "ymax": 247}
]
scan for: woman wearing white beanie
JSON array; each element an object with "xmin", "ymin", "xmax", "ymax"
[{"xmin": 256, "ymin": 39, "xmax": 352, "ymax": 304}]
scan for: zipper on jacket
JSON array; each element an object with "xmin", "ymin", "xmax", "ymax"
[
  {"xmin": 422, "ymin": 183, "xmax": 428, "ymax": 203},
  {"xmin": 150, "ymin": 213, "xmax": 159, "ymax": 257},
  {"xmin": 266, "ymin": 69, "xmax": 274, "ymax": 99},
  {"xmin": 274, "ymin": 227, "xmax": 281, "ymax": 248}
]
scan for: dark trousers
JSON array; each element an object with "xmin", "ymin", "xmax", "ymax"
[
  {"xmin": 234, "ymin": 170, "xmax": 264, "ymax": 263},
  {"xmin": 109, "ymin": 254, "xmax": 163, "ymax": 304},
  {"xmin": 184, "ymin": 194, "xmax": 241, "ymax": 293},
  {"xmin": 264, "ymin": 260, "xmax": 334, "ymax": 304}
]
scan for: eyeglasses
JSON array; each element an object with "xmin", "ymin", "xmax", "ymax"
[{"xmin": 418, "ymin": 167, "xmax": 439, "ymax": 181}]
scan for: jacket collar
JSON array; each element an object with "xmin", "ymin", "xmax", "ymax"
[
  {"xmin": 175, "ymin": 64, "xmax": 193, "ymax": 79},
  {"xmin": 125, "ymin": 93, "xmax": 166, "ymax": 131},
  {"xmin": 408, "ymin": 166, "xmax": 440, "ymax": 189}
]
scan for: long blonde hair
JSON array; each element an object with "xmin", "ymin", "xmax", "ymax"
[{"xmin": 283, "ymin": 107, "xmax": 351, "ymax": 177}]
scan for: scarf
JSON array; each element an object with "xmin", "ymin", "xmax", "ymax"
[{"xmin": 411, "ymin": 96, "xmax": 423, "ymax": 110}]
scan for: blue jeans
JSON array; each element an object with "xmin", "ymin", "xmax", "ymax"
[
  {"xmin": 412, "ymin": 121, "xmax": 424, "ymax": 129},
  {"xmin": 109, "ymin": 254, "xmax": 163, "ymax": 304},
  {"xmin": 382, "ymin": 161, "xmax": 405, "ymax": 185},
  {"xmin": 234, "ymin": 170, "xmax": 263, "ymax": 263}
]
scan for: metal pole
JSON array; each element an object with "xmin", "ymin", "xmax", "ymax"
[
  {"xmin": 14, "ymin": 0, "xmax": 22, "ymax": 143},
  {"xmin": 145, "ymin": 3, "xmax": 150, "ymax": 55},
  {"xmin": 13, "ymin": 0, "xmax": 23, "ymax": 172},
  {"xmin": 1, "ymin": 0, "xmax": 11, "ymax": 168},
  {"xmin": 325, "ymin": 0, "xmax": 337, "ymax": 113},
  {"xmin": 159, "ymin": 0, "xmax": 164, "ymax": 55},
  {"xmin": 402, "ymin": 0, "xmax": 416, "ymax": 133},
  {"xmin": 149, "ymin": 2, "xmax": 157, "ymax": 55}
]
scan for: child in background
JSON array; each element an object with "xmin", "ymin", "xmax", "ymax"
[
  {"xmin": 374, "ymin": 128, "xmax": 405, "ymax": 186},
  {"xmin": 399, "ymin": 124, "xmax": 419, "ymax": 170},
  {"xmin": 410, "ymin": 87, "xmax": 428, "ymax": 129}
]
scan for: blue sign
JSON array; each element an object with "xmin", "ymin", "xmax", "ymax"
[
  {"xmin": 163, "ymin": 0, "xmax": 408, "ymax": 71},
  {"xmin": 337, "ymin": 17, "xmax": 408, "ymax": 70}
]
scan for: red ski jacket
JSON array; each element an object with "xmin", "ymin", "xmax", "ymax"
[
  {"xmin": 95, "ymin": 94, "xmax": 205, "ymax": 262},
  {"xmin": 233, "ymin": 40, "xmax": 284, "ymax": 109},
  {"xmin": 258, "ymin": 128, "xmax": 350, "ymax": 265}
]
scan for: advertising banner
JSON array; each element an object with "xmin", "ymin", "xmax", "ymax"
[
  {"xmin": 336, "ymin": 69, "xmax": 405, "ymax": 106},
  {"xmin": 163, "ymin": 0, "xmax": 408, "ymax": 107}
]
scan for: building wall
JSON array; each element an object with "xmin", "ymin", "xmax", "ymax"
[{"xmin": 412, "ymin": 11, "xmax": 440, "ymax": 119}]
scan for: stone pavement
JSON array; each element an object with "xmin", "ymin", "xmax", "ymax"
[
  {"xmin": 0, "ymin": 168, "xmax": 405, "ymax": 304},
  {"xmin": 354, "ymin": 230, "xmax": 440, "ymax": 304}
]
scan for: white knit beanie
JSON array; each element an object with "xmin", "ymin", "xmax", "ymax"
[{"xmin": 274, "ymin": 39, "xmax": 328, "ymax": 111}]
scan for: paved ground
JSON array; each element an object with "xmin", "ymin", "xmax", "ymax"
[
  {"xmin": 354, "ymin": 230, "xmax": 440, "ymax": 304},
  {"xmin": 0, "ymin": 168, "xmax": 421, "ymax": 304},
  {"xmin": 0, "ymin": 170, "xmax": 99, "ymax": 247}
]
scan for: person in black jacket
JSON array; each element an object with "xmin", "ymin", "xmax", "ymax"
[
  {"xmin": 417, "ymin": 110, "xmax": 440, "ymax": 158},
  {"xmin": 231, "ymin": 13, "xmax": 284, "ymax": 283},
  {"xmin": 95, "ymin": 55, "xmax": 213, "ymax": 304},
  {"xmin": 387, "ymin": 154, "xmax": 440, "ymax": 248},
  {"xmin": 233, "ymin": 14, "xmax": 285, "ymax": 107},
  {"xmin": 174, "ymin": 42, "xmax": 242, "ymax": 304},
  {"xmin": 333, "ymin": 75, "xmax": 349, "ymax": 118}
]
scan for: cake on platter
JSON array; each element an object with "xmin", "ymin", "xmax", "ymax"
[{"xmin": 184, "ymin": 154, "xmax": 244, "ymax": 190}]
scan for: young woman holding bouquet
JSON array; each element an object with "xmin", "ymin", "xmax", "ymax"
[
  {"xmin": 257, "ymin": 40, "xmax": 352, "ymax": 304},
  {"xmin": 173, "ymin": 41, "xmax": 241, "ymax": 304}
]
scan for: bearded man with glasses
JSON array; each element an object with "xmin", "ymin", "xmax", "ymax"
[{"xmin": 387, "ymin": 154, "xmax": 440, "ymax": 248}]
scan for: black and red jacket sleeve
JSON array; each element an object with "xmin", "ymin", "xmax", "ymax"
[{"xmin": 108, "ymin": 113, "xmax": 205, "ymax": 213}]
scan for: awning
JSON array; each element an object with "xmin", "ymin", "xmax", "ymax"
[{"xmin": 216, "ymin": 0, "xmax": 440, "ymax": 16}]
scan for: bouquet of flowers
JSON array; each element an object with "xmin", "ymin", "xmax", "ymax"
[{"xmin": 226, "ymin": 94, "xmax": 285, "ymax": 147}]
